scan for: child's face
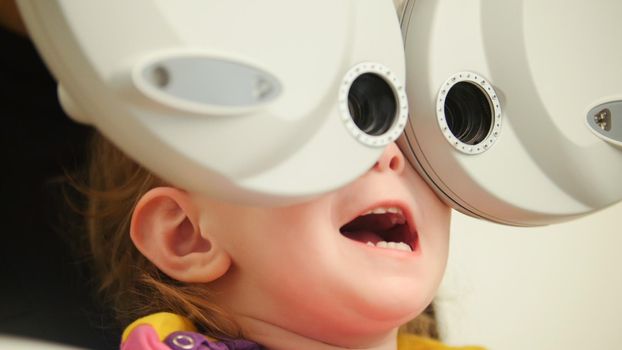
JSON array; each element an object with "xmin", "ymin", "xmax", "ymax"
[{"xmin": 192, "ymin": 143, "xmax": 451, "ymax": 344}]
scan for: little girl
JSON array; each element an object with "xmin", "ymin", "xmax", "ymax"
[
  {"xmin": 0, "ymin": 0, "xmax": 483, "ymax": 348},
  {"xmin": 84, "ymin": 133, "xmax": 483, "ymax": 350}
]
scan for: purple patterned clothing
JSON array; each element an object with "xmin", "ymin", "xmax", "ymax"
[
  {"xmin": 164, "ymin": 331, "xmax": 262, "ymax": 350},
  {"xmin": 120, "ymin": 313, "xmax": 263, "ymax": 350}
]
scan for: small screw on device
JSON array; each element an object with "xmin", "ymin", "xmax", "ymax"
[{"xmin": 594, "ymin": 108, "xmax": 612, "ymax": 132}]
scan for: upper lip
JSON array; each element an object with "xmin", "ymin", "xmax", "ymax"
[{"xmin": 340, "ymin": 200, "xmax": 418, "ymax": 249}]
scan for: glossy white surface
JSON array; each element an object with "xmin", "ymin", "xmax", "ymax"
[
  {"xmin": 400, "ymin": 0, "xmax": 622, "ymax": 225},
  {"xmin": 17, "ymin": 0, "xmax": 406, "ymax": 206}
]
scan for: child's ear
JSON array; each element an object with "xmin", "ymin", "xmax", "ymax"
[{"xmin": 130, "ymin": 187, "xmax": 231, "ymax": 283}]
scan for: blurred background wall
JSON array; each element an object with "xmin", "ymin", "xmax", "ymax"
[{"xmin": 437, "ymin": 202, "xmax": 622, "ymax": 349}]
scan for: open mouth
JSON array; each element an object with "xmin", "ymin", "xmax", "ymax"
[{"xmin": 339, "ymin": 206, "xmax": 417, "ymax": 253}]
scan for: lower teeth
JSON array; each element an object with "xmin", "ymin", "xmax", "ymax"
[{"xmin": 366, "ymin": 241, "xmax": 412, "ymax": 252}]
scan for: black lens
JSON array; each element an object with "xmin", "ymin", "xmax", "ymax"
[
  {"xmin": 347, "ymin": 73, "xmax": 397, "ymax": 136},
  {"xmin": 444, "ymin": 82, "xmax": 493, "ymax": 145}
]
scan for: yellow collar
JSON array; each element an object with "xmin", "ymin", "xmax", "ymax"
[{"xmin": 398, "ymin": 333, "xmax": 485, "ymax": 350}]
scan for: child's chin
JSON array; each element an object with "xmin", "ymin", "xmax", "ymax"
[
  {"xmin": 371, "ymin": 302, "xmax": 426, "ymax": 326},
  {"xmin": 346, "ymin": 295, "xmax": 427, "ymax": 331},
  {"xmin": 357, "ymin": 280, "xmax": 429, "ymax": 316}
]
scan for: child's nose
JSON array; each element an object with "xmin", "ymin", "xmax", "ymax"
[{"xmin": 373, "ymin": 143, "xmax": 405, "ymax": 174}]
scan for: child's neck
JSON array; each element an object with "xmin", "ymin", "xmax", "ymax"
[{"xmin": 237, "ymin": 315, "xmax": 399, "ymax": 350}]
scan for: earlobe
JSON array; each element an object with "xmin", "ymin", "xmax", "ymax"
[{"xmin": 130, "ymin": 187, "xmax": 231, "ymax": 283}]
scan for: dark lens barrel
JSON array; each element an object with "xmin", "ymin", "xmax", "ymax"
[
  {"xmin": 347, "ymin": 73, "xmax": 397, "ymax": 136},
  {"xmin": 444, "ymin": 82, "xmax": 493, "ymax": 145}
]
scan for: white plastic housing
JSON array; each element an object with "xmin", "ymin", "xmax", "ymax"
[
  {"xmin": 17, "ymin": 0, "xmax": 406, "ymax": 206},
  {"xmin": 399, "ymin": 0, "xmax": 622, "ymax": 225}
]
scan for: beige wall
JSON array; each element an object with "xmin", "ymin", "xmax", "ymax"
[{"xmin": 437, "ymin": 202, "xmax": 622, "ymax": 349}]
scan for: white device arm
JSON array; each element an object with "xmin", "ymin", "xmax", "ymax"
[
  {"xmin": 399, "ymin": 0, "xmax": 622, "ymax": 226},
  {"xmin": 16, "ymin": 0, "xmax": 408, "ymax": 206},
  {"xmin": 20, "ymin": 0, "xmax": 622, "ymax": 226}
]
